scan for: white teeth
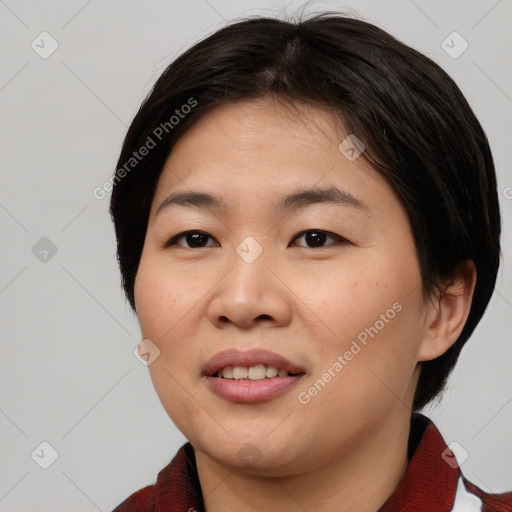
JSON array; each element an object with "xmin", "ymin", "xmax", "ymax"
[
  {"xmin": 215, "ymin": 364, "xmax": 294, "ymax": 380},
  {"xmin": 221, "ymin": 366, "xmax": 233, "ymax": 379},
  {"xmin": 248, "ymin": 364, "xmax": 266, "ymax": 380},
  {"xmin": 232, "ymin": 366, "xmax": 248, "ymax": 379},
  {"xmin": 265, "ymin": 365, "xmax": 278, "ymax": 378}
]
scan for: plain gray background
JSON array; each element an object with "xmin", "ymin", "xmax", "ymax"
[{"xmin": 1, "ymin": 0, "xmax": 511, "ymax": 510}]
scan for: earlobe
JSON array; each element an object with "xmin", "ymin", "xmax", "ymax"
[{"xmin": 417, "ymin": 260, "xmax": 477, "ymax": 362}]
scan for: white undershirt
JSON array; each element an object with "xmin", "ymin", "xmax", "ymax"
[{"xmin": 451, "ymin": 476, "xmax": 483, "ymax": 511}]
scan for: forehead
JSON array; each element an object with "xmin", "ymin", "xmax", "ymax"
[
  {"xmin": 151, "ymin": 97, "xmax": 387, "ymax": 211},
  {"xmin": 176, "ymin": 97, "xmax": 346, "ymax": 154}
]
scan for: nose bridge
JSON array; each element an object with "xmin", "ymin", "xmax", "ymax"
[
  {"xmin": 207, "ymin": 234, "xmax": 291, "ymax": 328},
  {"xmin": 235, "ymin": 235, "xmax": 266, "ymax": 266},
  {"xmin": 227, "ymin": 234, "xmax": 271, "ymax": 298}
]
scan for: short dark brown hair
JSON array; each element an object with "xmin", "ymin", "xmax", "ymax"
[{"xmin": 109, "ymin": 12, "xmax": 501, "ymax": 411}]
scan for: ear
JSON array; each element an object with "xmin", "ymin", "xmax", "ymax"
[{"xmin": 417, "ymin": 260, "xmax": 477, "ymax": 362}]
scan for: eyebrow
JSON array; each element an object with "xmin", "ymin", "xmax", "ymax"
[{"xmin": 156, "ymin": 186, "xmax": 370, "ymax": 216}]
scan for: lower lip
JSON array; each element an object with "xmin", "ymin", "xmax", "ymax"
[{"xmin": 206, "ymin": 375, "xmax": 304, "ymax": 403}]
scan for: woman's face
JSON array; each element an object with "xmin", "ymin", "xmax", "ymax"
[{"xmin": 134, "ymin": 97, "xmax": 435, "ymax": 475}]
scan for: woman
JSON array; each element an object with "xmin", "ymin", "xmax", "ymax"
[{"xmin": 109, "ymin": 12, "xmax": 512, "ymax": 511}]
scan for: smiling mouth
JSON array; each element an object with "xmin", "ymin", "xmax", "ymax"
[
  {"xmin": 211, "ymin": 364, "xmax": 305, "ymax": 380},
  {"xmin": 206, "ymin": 366, "xmax": 306, "ymax": 403}
]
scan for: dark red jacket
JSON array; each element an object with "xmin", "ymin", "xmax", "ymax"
[{"xmin": 112, "ymin": 413, "xmax": 512, "ymax": 511}]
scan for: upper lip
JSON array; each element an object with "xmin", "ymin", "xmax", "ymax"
[{"xmin": 203, "ymin": 348, "xmax": 306, "ymax": 376}]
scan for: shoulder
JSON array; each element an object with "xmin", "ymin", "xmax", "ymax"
[
  {"xmin": 111, "ymin": 484, "xmax": 155, "ymax": 512},
  {"xmin": 110, "ymin": 442, "xmax": 202, "ymax": 512}
]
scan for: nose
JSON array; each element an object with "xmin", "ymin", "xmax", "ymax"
[{"xmin": 206, "ymin": 247, "xmax": 292, "ymax": 330}]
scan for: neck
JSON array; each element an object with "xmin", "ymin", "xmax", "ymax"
[{"xmin": 195, "ymin": 411, "xmax": 411, "ymax": 512}]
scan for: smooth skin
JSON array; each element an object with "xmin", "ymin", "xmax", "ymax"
[{"xmin": 134, "ymin": 96, "xmax": 476, "ymax": 511}]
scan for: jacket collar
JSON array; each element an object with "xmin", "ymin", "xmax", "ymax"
[{"xmin": 378, "ymin": 413, "xmax": 460, "ymax": 511}]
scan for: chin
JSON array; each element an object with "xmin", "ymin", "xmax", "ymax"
[{"xmin": 193, "ymin": 428, "xmax": 307, "ymax": 474}]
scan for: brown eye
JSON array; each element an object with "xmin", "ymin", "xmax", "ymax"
[
  {"xmin": 291, "ymin": 230, "xmax": 346, "ymax": 248},
  {"xmin": 165, "ymin": 231, "xmax": 217, "ymax": 248},
  {"xmin": 165, "ymin": 229, "xmax": 347, "ymax": 250}
]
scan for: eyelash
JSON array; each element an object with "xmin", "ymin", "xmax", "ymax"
[{"xmin": 164, "ymin": 229, "xmax": 349, "ymax": 249}]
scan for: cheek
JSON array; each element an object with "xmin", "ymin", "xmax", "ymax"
[
  {"xmin": 134, "ymin": 255, "xmax": 203, "ymax": 430},
  {"xmin": 299, "ymin": 258, "xmax": 425, "ymax": 396},
  {"xmin": 134, "ymin": 253, "xmax": 193, "ymax": 339},
  {"xmin": 134, "ymin": 252, "xmax": 208, "ymax": 376},
  {"xmin": 296, "ymin": 264, "xmax": 404, "ymax": 351},
  {"xmin": 297, "ymin": 301, "xmax": 423, "ymax": 441}
]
